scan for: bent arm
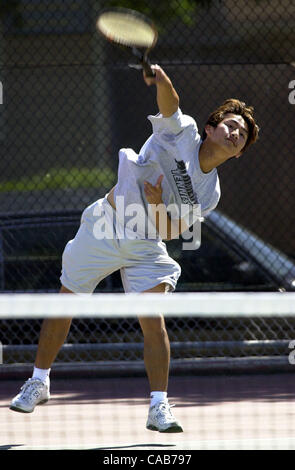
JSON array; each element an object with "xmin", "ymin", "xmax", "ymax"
[
  {"xmin": 144, "ymin": 65, "xmax": 179, "ymax": 117},
  {"xmin": 144, "ymin": 175, "xmax": 189, "ymax": 240},
  {"xmin": 148, "ymin": 203, "xmax": 189, "ymax": 241}
]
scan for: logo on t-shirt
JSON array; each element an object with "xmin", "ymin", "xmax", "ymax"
[{"xmin": 171, "ymin": 160, "xmax": 198, "ymax": 205}]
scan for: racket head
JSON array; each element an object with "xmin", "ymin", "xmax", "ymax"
[{"xmin": 96, "ymin": 7, "xmax": 158, "ymax": 50}]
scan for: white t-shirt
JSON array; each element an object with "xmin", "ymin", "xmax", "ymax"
[{"xmin": 113, "ymin": 108, "xmax": 220, "ymax": 239}]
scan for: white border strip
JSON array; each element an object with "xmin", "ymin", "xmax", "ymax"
[{"xmin": 0, "ymin": 292, "xmax": 294, "ymax": 319}]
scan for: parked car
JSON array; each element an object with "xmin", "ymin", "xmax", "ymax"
[
  {"xmin": 0, "ymin": 209, "xmax": 294, "ymax": 293},
  {"xmin": 170, "ymin": 210, "xmax": 295, "ymax": 292}
]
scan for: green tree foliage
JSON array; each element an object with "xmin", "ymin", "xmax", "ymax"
[
  {"xmin": 0, "ymin": 0, "xmax": 216, "ymax": 29},
  {"xmin": 101, "ymin": 0, "xmax": 216, "ymax": 27}
]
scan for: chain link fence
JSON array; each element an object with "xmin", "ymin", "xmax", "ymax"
[{"xmin": 0, "ymin": 0, "xmax": 295, "ymax": 373}]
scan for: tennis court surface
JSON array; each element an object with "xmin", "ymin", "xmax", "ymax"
[{"xmin": 2, "ymin": 373, "xmax": 295, "ymax": 451}]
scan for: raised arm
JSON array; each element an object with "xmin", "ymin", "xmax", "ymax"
[{"xmin": 144, "ymin": 65, "xmax": 179, "ymax": 117}]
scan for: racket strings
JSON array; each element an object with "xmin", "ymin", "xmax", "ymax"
[{"xmin": 97, "ymin": 12, "xmax": 156, "ymax": 48}]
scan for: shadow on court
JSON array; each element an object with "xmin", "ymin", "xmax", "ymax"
[{"xmin": 1, "ymin": 373, "xmax": 295, "ymax": 407}]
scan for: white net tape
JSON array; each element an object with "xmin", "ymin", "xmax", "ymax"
[{"xmin": 0, "ymin": 292, "xmax": 294, "ymax": 319}]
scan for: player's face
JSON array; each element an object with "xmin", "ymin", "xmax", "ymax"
[{"xmin": 207, "ymin": 113, "xmax": 249, "ymax": 158}]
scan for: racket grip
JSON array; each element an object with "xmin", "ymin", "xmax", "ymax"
[
  {"xmin": 143, "ymin": 60, "xmax": 155, "ymax": 78},
  {"xmin": 142, "ymin": 62, "xmax": 156, "ymax": 77},
  {"xmin": 142, "ymin": 53, "xmax": 156, "ymax": 77}
]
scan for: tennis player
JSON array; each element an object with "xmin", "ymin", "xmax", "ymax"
[{"xmin": 10, "ymin": 65, "xmax": 259, "ymax": 433}]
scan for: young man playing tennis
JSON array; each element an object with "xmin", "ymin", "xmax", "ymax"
[{"xmin": 10, "ymin": 65, "xmax": 259, "ymax": 433}]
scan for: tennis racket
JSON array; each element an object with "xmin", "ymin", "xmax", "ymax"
[{"xmin": 96, "ymin": 7, "xmax": 158, "ymax": 77}]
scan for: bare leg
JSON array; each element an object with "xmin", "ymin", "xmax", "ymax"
[
  {"xmin": 34, "ymin": 285, "xmax": 73, "ymax": 369},
  {"xmin": 138, "ymin": 283, "xmax": 170, "ymax": 392}
]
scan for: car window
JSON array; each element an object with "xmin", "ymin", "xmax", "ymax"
[
  {"xmin": 1, "ymin": 221, "xmax": 78, "ymax": 291},
  {"xmin": 167, "ymin": 224, "xmax": 278, "ymax": 292},
  {"xmin": 1, "ymin": 217, "xmax": 278, "ymax": 292}
]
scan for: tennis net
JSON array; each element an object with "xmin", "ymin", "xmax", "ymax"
[{"xmin": 1, "ymin": 291, "xmax": 295, "ymax": 451}]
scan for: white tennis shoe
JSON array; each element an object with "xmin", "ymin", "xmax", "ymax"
[
  {"xmin": 10, "ymin": 378, "xmax": 50, "ymax": 413},
  {"xmin": 146, "ymin": 401, "xmax": 183, "ymax": 433}
]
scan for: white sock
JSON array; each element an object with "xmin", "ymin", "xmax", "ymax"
[
  {"xmin": 32, "ymin": 367, "xmax": 50, "ymax": 385},
  {"xmin": 150, "ymin": 391, "xmax": 168, "ymax": 407}
]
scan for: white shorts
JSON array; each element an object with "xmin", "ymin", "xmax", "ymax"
[{"xmin": 60, "ymin": 196, "xmax": 181, "ymax": 294}]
